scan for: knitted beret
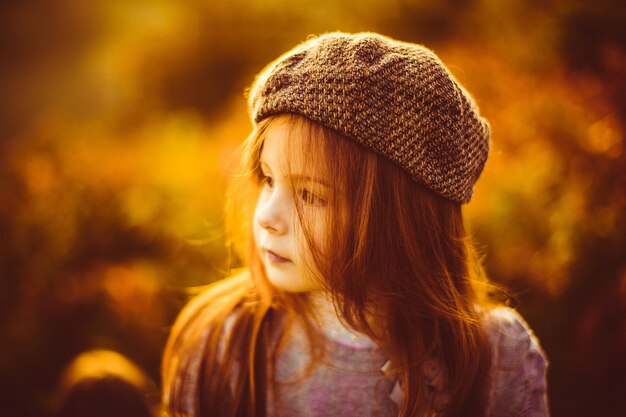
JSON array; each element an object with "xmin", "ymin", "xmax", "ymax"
[{"xmin": 248, "ymin": 32, "xmax": 490, "ymax": 203}]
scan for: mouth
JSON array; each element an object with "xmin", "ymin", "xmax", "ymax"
[{"xmin": 264, "ymin": 248, "xmax": 291, "ymax": 264}]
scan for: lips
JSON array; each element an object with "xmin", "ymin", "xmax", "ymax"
[{"xmin": 264, "ymin": 248, "xmax": 291, "ymax": 264}]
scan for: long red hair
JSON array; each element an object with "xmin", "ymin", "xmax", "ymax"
[{"xmin": 162, "ymin": 114, "xmax": 494, "ymax": 417}]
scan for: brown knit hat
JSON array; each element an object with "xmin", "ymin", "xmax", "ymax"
[{"xmin": 248, "ymin": 32, "xmax": 490, "ymax": 203}]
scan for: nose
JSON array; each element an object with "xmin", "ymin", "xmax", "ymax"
[{"xmin": 255, "ymin": 189, "xmax": 289, "ymax": 235}]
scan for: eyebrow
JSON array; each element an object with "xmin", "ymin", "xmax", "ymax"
[
  {"xmin": 260, "ymin": 161, "xmax": 330, "ymax": 187},
  {"xmin": 291, "ymin": 174, "xmax": 331, "ymax": 188}
]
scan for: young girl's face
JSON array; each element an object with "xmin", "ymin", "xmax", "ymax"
[{"xmin": 253, "ymin": 118, "xmax": 331, "ymax": 293}]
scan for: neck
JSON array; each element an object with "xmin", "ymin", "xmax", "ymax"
[{"xmin": 308, "ymin": 291, "xmax": 376, "ymax": 349}]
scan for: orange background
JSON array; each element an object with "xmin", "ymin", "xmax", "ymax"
[{"xmin": 0, "ymin": 1, "xmax": 624, "ymax": 416}]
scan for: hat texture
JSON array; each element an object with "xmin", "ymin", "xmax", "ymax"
[{"xmin": 248, "ymin": 32, "xmax": 490, "ymax": 203}]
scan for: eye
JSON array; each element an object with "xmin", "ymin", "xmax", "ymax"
[
  {"xmin": 299, "ymin": 188, "xmax": 327, "ymax": 206},
  {"xmin": 259, "ymin": 173, "xmax": 274, "ymax": 189}
]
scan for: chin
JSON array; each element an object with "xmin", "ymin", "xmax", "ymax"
[
  {"xmin": 267, "ymin": 275, "xmax": 321, "ymax": 293},
  {"xmin": 269, "ymin": 281, "xmax": 315, "ymax": 293}
]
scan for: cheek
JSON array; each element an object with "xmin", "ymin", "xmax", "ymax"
[
  {"xmin": 252, "ymin": 196, "xmax": 271, "ymax": 255},
  {"xmin": 252, "ymin": 189, "xmax": 269, "ymax": 229},
  {"xmin": 311, "ymin": 222, "xmax": 327, "ymax": 254},
  {"xmin": 296, "ymin": 211, "xmax": 329, "ymax": 263},
  {"xmin": 252, "ymin": 196, "xmax": 261, "ymax": 226}
]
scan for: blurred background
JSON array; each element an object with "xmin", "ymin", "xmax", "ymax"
[{"xmin": 0, "ymin": 0, "xmax": 624, "ymax": 416}]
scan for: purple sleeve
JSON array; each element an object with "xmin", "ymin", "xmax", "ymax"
[{"xmin": 485, "ymin": 307, "xmax": 550, "ymax": 417}]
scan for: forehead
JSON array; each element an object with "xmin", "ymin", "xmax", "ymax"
[
  {"xmin": 259, "ymin": 116, "xmax": 329, "ymax": 177},
  {"xmin": 260, "ymin": 118, "xmax": 292, "ymax": 164}
]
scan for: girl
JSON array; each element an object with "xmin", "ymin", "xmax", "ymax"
[{"xmin": 162, "ymin": 32, "xmax": 549, "ymax": 417}]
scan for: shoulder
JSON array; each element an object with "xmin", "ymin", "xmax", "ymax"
[
  {"xmin": 482, "ymin": 306, "xmax": 550, "ymax": 417},
  {"xmin": 162, "ymin": 271, "xmax": 253, "ymax": 414},
  {"xmin": 166, "ymin": 269, "xmax": 254, "ymax": 366},
  {"xmin": 482, "ymin": 306, "xmax": 546, "ymax": 368},
  {"xmin": 175, "ymin": 270, "xmax": 253, "ymax": 326}
]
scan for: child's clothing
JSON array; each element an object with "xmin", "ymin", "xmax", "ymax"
[{"xmin": 181, "ymin": 306, "xmax": 548, "ymax": 417}]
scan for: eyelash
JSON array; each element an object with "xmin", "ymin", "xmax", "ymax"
[
  {"xmin": 258, "ymin": 173, "xmax": 327, "ymax": 206},
  {"xmin": 259, "ymin": 173, "xmax": 274, "ymax": 188},
  {"xmin": 299, "ymin": 189, "xmax": 327, "ymax": 206}
]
